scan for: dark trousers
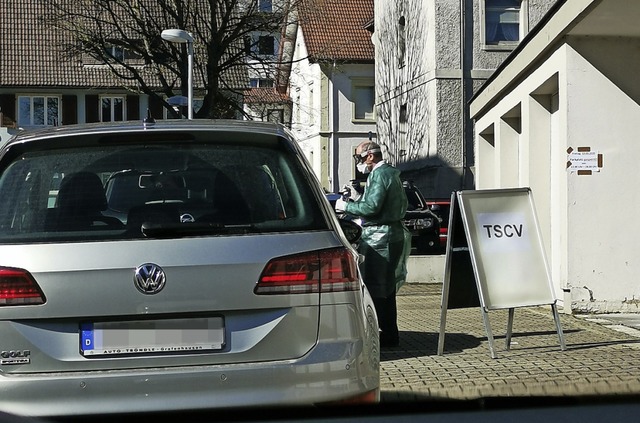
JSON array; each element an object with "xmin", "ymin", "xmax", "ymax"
[{"xmin": 373, "ymin": 293, "xmax": 398, "ymax": 343}]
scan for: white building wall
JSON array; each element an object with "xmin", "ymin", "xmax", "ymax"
[
  {"xmin": 289, "ymin": 26, "xmax": 375, "ymax": 192},
  {"xmin": 564, "ymin": 42, "xmax": 640, "ymax": 313},
  {"xmin": 289, "ymin": 28, "xmax": 325, "ymax": 187},
  {"xmin": 330, "ymin": 65, "xmax": 376, "ymax": 190},
  {"xmin": 474, "ymin": 38, "xmax": 640, "ymax": 313},
  {"xmin": 475, "ymin": 46, "xmax": 568, "ymax": 307}
]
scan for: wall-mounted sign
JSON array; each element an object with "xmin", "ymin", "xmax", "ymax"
[{"xmin": 567, "ymin": 147, "xmax": 602, "ymax": 174}]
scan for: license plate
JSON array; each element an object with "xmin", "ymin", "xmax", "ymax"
[{"xmin": 80, "ymin": 317, "xmax": 224, "ymax": 356}]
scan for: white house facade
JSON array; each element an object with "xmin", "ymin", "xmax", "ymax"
[
  {"xmin": 471, "ymin": 0, "xmax": 640, "ymax": 313},
  {"xmin": 289, "ymin": 0, "xmax": 376, "ymax": 192}
]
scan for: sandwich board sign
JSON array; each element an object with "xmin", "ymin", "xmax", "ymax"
[{"xmin": 437, "ymin": 188, "xmax": 565, "ymax": 358}]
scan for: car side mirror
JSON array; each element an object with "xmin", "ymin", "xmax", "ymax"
[{"xmin": 339, "ymin": 219, "xmax": 362, "ymax": 244}]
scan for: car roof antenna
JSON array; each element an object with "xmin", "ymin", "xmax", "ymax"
[{"xmin": 143, "ymin": 109, "xmax": 156, "ymax": 126}]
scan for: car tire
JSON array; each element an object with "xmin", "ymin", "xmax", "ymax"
[{"xmin": 415, "ymin": 235, "xmax": 439, "ymax": 255}]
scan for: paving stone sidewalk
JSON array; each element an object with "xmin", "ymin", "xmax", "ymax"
[{"xmin": 380, "ymin": 283, "xmax": 640, "ymax": 402}]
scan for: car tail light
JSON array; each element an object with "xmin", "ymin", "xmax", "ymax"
[
  {"xmin": 0, "ymin": 267, "xmax": 46, "ymax": 306},
  {"xmin": 255, "ymin": 248, "xmax": 360, "ymax": 295}
]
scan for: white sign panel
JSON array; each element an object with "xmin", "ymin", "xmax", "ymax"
[{"xmin": 458, "ymin": 189, "xmax": 556, "ymax": 310}]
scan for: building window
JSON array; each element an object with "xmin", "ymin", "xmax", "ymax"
[
  {"xmin": 250, "ymin": 78, "xmax": 274, "ymax": 88},
  {"xmin": 257, "ymin": 35, "xmax": 275, "ymax": 55},
  {"xmin": 352, "ymin": 81, "xmax": 375, "ymax": 121},
  {"xmin": 165, "ymin": 98, "xmax": 203, "ymax": 119},
  {"xmin": 18, "ymin": 95, "xmax": 60, "ymax": 127},
  {"xmin": 398, "ymin": 16, "xmax": 406, "ymax": 68},
  {"xmin": 258, "ymin": 0, "xmax": 272, "ymax": 12},
  {"xmin": 105, "ymin": 44, "xmax": 125, "ymax": 62},
  {"xmin": 483, "ymin": 0, "xmax": 525, "ymax": 49},
  {"xmin": 308, "ymin": 84, "xmax": 315, "ymax": 126},
  {"xmin": 100, "ymin": 96, "xmax": 125, "ymax": 122},
  {"xmin": 193, "ymin": 99, "xmax": 203, "ymax": 115},
  {"xmin": 83, "ymin": 40, "xmax": 145, "ymax": 66},
  {"xmin": 294, "ymin": 90, "xmax": 301, "ymax": 128},
  {"xmin": 245, "ymin": 33, "xmax": 279, "ymax": 57},
  {"xmin": 266, "ymin": 109, "xmax": 284, "ymax": 123},
  {"xmin": 399, "ymin": 104, "xmax": 408, "ymax": 156}
]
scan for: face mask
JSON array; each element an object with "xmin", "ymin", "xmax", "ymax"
[{"xmin": 357, "ymin": 162, "xmax": 370, "ymax": 174}]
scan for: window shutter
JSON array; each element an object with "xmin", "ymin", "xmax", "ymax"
[
  {"xmin": 85, "ymin": 94, "xmax": 99, "ymax": 123},
  {"xmin": 62, "ymin": 95, "xmax": 78, "ymax": 125},
  {"xmin": 126, "ymin": 95, "xmax": 140, "ymax": 120},
  {"xmin": 0, "ymin": 94, "xmax": 16, "ymax": 127},
  {"xmin": 148, "ymin": 95, "xmax": 163, "ymax": 121}
]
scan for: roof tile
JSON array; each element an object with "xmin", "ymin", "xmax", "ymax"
[
  {"xmin": 299, "ymin": 0, "xmax": 374, "ymax": 62},
  {"xmin": 0, "ymin": 0, "xmax": 245, "ymax": 89},
  {"xmin": 0, "ymin": 0, "xmax": 130, "ymax": 87},
  {"xmin": 244, "ymin": 88, "xmax": 291, "ymax": 104}
]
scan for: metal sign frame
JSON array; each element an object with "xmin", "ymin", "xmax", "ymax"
[{"xmin": 437, "ymin": 188, "xmax": 566, "ymax": 358}]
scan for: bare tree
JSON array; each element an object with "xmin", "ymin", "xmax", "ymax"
[
  {"xmin": 375, "ymin": 0, "xmax": 430, "ymax": 166},
  {"xmin": 44, "ymin": 0, "xmax": 300, "ymax": 119}
]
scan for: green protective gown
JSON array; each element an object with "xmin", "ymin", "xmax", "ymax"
[{"xmin": 344, "ymin": 162, "xmax": 412, "ymax": 297}]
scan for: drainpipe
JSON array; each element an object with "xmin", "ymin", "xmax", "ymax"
[
  {"xmin": 460, "ymin": 0, "xmax": 467, "ymax": 190},
  {"xmin": 329, "ymin": 60, "xmax": 339, "ymax": 192}
]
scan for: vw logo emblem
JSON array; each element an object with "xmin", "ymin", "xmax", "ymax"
[
  {"xmin": 180, "ymin": 213, "xmax": 195, "ymax": 223},
  {"xmin": 134, "ymin": 263, "xmax": 166, "ymax": 294}
]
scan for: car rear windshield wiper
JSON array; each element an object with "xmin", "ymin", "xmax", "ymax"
[{"xmin": 140, "ymin": 222, "xmax": 260, "ymax": 238}]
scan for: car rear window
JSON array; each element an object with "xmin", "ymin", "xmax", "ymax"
[
  {"xmin": 0, "ymin": 140, "xmax": 327, "ymax": 243},
  {"xmin": 405, "ymin": 187, "xmax": 424, "ymax": 210}
]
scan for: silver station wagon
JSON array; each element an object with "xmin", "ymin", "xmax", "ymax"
[{"xmin": 0, "ymin": 120, "xmax": 379, "ymax": 417}]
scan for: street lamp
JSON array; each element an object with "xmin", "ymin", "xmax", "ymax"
[{"xmin": 161, "ymin": 29, "xmax": 194, "ymax": 119}]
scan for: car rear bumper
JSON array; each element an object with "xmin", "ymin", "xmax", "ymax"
[{"xmin": 0, "ymin": 338, "xmax": 379, "ymax": 417}]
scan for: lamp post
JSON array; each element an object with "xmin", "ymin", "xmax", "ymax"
[{"xmin": 161, "ymin": 29, "xmax": 194, "ymax": 119}]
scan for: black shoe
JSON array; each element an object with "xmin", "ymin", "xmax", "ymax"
[{"xmin": 380, "ymin": 334, "xmax": 399, "ymax": 348}]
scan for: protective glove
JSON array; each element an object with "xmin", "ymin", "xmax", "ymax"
[
  {"xmin": 335, "ymin": 198, "xmax": 348, "ymax": 213},
  {"xmin": 342, "ymin": 184, "xmax": 361, "ymax": 201}
]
